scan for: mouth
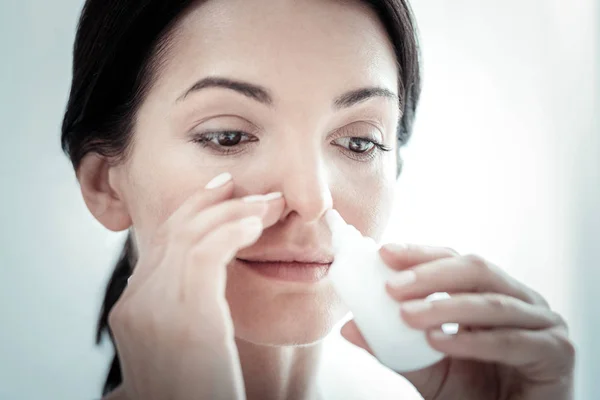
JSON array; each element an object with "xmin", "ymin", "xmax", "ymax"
[{"xmin": 235, "ymin": 259, "xmax": 332, "ymax": 283}]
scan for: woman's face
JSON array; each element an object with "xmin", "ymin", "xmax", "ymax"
[{"xmin": 114, "ymin": 0, "xmax": 400, "ymax": 345}]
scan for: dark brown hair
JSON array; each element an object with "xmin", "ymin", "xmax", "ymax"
[{"xmin": 60, "ymin": 0, "xmax": 422, "ymax": 395}]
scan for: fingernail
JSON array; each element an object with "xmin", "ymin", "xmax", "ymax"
[
  {"xmin": 382, "ymin": 243, "xmax": 408, "ymax": 253},
  {"xmin": 262, "ymin": 192, "xmax": 283, "ymax": 201},
  {"xmin": 430, "ymin": 329, "xmax": 453, "ymax": 341},
  {"xmin": 242, "ymin": 194, "xmax": 266, "ymax": 203},
  {"xmin": 441, "ymin": 323, "xmax": 459, "ymax": 335},
  {"xmin": 387, "ymin": 270, "xmax": 416, "ymax": 289},
  {"xmin": 401, "ymin": 300, "xmax": 431, "ymax": 314},
  {"xmin": 242, "ymin": 192, "xmax": 282, "ymax": 203},
  {"xmin": 205, "ymin": 172, "xmax": 232, "ymax": 189}
]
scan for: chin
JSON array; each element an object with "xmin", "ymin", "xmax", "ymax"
[{"xmin": 227, "ymin": 288, "xmax": 349, "ymax": 346}]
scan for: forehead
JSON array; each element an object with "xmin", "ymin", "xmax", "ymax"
[{"xmin": 155, "ymin": 0, "xmax": 399, "ymax": 104}]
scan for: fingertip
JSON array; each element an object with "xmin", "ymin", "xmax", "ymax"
[
  {"xmin": 381, "ymin": 242, "xmax": 409, "ymax": 253},
  {"xmin": 204, "ymin": 172, "xmax": 233, "ymax": 189},
  {"xmin": 380, "ymin": 243, "xmax": 458, "ymax": 272},
  {"xmin": 267, "ymin": 194, "xmax": 286, "ymax": 210},
  {"xmin": 380, "ymin": 243, "xmax": 416, "ymax": 272},
  {"xmin": 380, "ymin": 243, "xmax": 413, "ymax": 262},
  {"xmin": 263, "ymin": 196, "xmax": 286, "ymax": 227}
]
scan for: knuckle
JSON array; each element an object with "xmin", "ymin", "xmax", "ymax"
[
  {"xmin": 462, "ymin": 254, "xmax": 494, "ymax": 283},
  {"xmin": 463, "ymin": 253, "xmax": 489, "ymax": 270},
  {"xmin": 551, "ymin": 311, "xmax": 569, "ymax": 330},
  {"xmin": 530, "ymin": 289, "xmax": 550, "ymax": 308},
  {"xmin": 561, "ymin": 337, "xmax": 577, "ymax": 363},
  {"xmin": 498, "ymin": 330, "xmax": 521, "ymax": 350},
  {"xmin": 485, "ymin": 294, "xmax": 511, "ymax": 313},
  {"xmin": 553, "ymin": 329, "xmax": 576, "ymax": 368}
]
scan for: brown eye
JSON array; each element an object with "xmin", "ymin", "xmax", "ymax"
[
  {"xmin": 348, "ymin": 137, "xmax": 374, "ymax": 153},
  {"xmin": 331, "ymin": 134, "xmax": 392, "ymax": 162},
  {"xmin": 216, "ymin": 131, "xmax": 242, "ymax": 146},
  {"xmin": 191, "ymin": 130, "xmax": 258, "ymax": 156},
  {"xmin": 335, "ymin": 137, "xmax": 375, "ymax": 153}
]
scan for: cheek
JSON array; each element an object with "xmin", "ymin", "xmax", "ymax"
[
  {"xmin": 125, "ymin": 153, "xmax": 214, "ymax": 238},
  {"xmin": 336, "ymin": 177, "xmax": 396, "ymax": 240},
  {"xmin": 128, "ymin": 178, "xmax": 184, "ymax": 234}
]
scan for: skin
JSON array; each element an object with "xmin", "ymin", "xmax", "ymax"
[
  {"xmin": 80, "ymin": 0, "xmax": 398, "ymax": 399},
  {"xmin": 342, "ymin": 245, "xmax": 576, "ymax": 399},
  {"xmin": 78, "ymin": 0, "xmax": 571, "ymax": 399}
]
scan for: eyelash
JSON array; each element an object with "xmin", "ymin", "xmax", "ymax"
[
  {"xmin": 191, "ymin": 131, "xmax": 258, "ymax": 155},
  {"xmin": 190, "ymin": 130, "xmax": 392, "ymax": 161},
  {"xmin": 333, "ymin": 136, "xmax": 392, "ymax": 161}
]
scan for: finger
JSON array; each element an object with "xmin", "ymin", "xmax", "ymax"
[
  {"xmin": 129, "ymin": 196, "xmax": 268, "ymax": 289},
  {"xmin": 385, "ymin": 254, "xmax": 543, "ymax": 306},
  {"xmin": 379, "ymin": 243, "xmax": 459, "ymax": 271},
  {"xmin": 253, "ymin": 194, "xmax": 286, "ymax": 230},
  {"xmin": 339, "ymin": 320, "xmax": 375, "ymax": 356},
  {"xmin": 399, "ymin": 293, "xmax": 562, "ymax": 330},
  {"xmin": 426, "ymin": 326, "xmax": 575, "ymax": 371},
  {"xmin": 183, "ymin": 215, "xmax": 265, "ymax": 299},
  {"xmin": 166, "ymin": 172, "xmax": 235, "ymax": 228},
  {"xmin": 129, "ymin": 193, "xmax": 285, "ymax": 295},
  {"xmin": 179, "ymin": 193, "xmax": 284, "ymax": 247}
]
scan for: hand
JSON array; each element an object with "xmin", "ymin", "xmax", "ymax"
[
  {"xmin": 340, "ymin": 244, "xmax": 575, "ymax": 400},
  {"xmin": 106, "ymin": 174, "xmax": 285, "ymax": 400}
]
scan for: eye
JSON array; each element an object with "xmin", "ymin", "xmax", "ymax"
[
  {"xmin": 332, "ymin": 136, "xmax": 392, "ymax": 162},
  {"xmin": 190, "ymin": 130, "xmax": 258, "ymax": 155},
  {"xmin": 336, "ymin": 137, "xmax": 376, "ymax": 153},
  {"xmin": 197, "ymin": 131, "xmax": 248, "ymax": 146}
]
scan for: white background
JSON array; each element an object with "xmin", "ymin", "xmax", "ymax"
[{"xmin": 1, "ymin": 0, "xmax": 598, "ymax": 399}]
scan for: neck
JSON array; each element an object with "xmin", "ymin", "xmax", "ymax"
[{"xmin": 235, "ymin": 336, "xmax": 325, "ymax": 400}]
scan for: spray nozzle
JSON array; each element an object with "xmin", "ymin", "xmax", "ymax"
[
  {"xmin": 325, "ymin": 209, "xmax": 346, "ymax": 233},
  {"xmin": 325, "ymin": 209, "xmax": 366, "ymax": 252}
]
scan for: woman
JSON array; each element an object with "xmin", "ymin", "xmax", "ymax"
[{"xmin": 60, "ymin": 0, "xmax": 575, "ymax": 399}]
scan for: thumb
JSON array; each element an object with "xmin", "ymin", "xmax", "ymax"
[{"xmin": 340, "ymin": 320, "xmax": 375, "ymax": 356}]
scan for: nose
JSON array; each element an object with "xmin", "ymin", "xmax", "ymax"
[{"xmin": 276, "ymin": 150, "xmax": 333, "ymax": 224}]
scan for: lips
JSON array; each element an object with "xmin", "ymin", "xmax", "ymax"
[
  {"xmin": 237, "ymin": 251, "xmax": 334, "ymax": 265},
  {"xmin": 235, "ymin": 259, "xmax": 332, "ymax": 283},
  {"xmin": 237, "ymin": 259, "xmax": 332, "ymax": 267}
]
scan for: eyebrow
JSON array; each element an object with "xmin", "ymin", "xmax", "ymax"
[
  {"xmin": 176, "ymin": 76, "xmax": 398, "ymax": 109},
  {"xmin": 176, "ymin": 77, "xmax": 273, "ymax": 105},
  {"xmin": 333, "ymin": 87, "xmax": 399, "ymax": 110}
]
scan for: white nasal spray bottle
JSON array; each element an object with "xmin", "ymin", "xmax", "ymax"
[{"xmin": 325, "ymin": 209, "xmax": 447, "ymax": 372}]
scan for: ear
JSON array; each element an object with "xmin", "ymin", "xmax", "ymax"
[{"xmin": 77, "ymin": 152, "xmax": 132, "ymax": 232}]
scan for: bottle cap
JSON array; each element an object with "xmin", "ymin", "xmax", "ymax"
[
  {"xmin": 325, "ymin": 209, "xmax": 346, "ymax": 233},
  {"xmin": 325, "ymin": 209, "xmax": 364, "ymax": 252}
]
